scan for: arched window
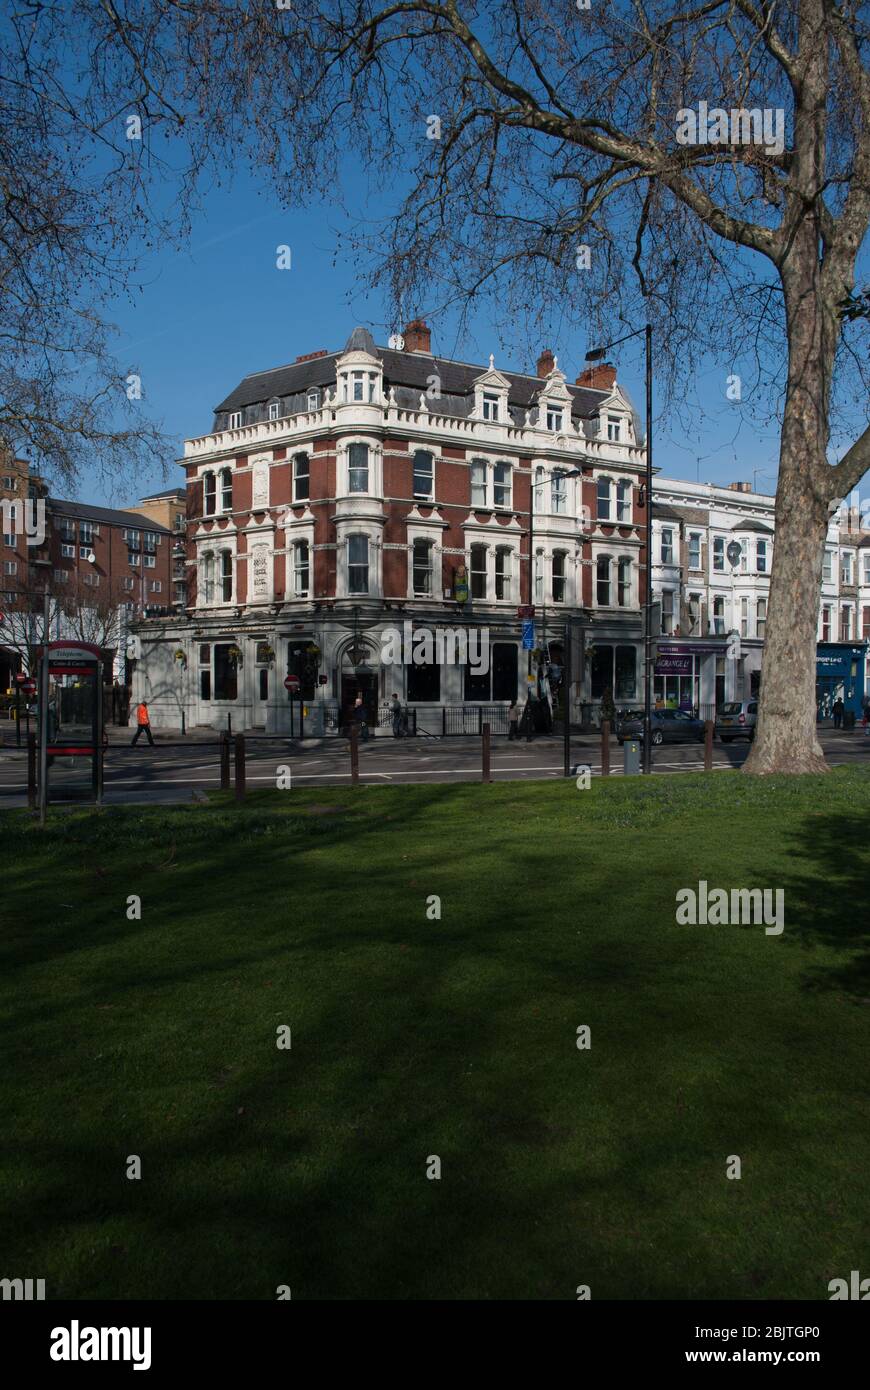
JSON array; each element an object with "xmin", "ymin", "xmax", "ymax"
[
  {"xmin": 495, "ymin": 546, "xmax": 512, "ymax": 600},
  {"xmin": 203, "ymin": 472, "xmax": 216, "ymax": 516},
  {"xmin": 201, "ymin": 551, "xmax": 214, "ymax": 605},
  {"xmin": 618, "ymin": 557, "xmax": 631, "ymax": 606},
  {"xmin": 597, "ymin": 477, "xmax": 612, "ymax": 521},
  {"xmin": 294, "ymin": 540, "xmax": 310, "ymax": 597},
  {"xmin": 220, "ymin": 550, "xmax": 233, "ymax": 603},
  {"xmin": 616, "ymin": 479, "xmax": 632, "ymax": 522}
]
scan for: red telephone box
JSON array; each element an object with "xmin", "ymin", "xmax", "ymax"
[{"xmin": 36, "ymin": 641, "xmax": 104, "ymax": 803}]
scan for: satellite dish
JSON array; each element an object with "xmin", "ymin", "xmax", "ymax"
[
  {"xmin": 726, "ymin": 540, "xmax": 743, "ymax": 567},
  {"xmin": 388, "ymin": 334, "xmax": 405, "ymax": 350}
]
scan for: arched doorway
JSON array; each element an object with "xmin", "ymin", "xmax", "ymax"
[{"xmin": 338, "ymin": 638, "xmax": 379, "ymax": 734}]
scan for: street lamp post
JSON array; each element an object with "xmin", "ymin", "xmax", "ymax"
[{"xmin": 584, "ymin": 324, "xmax": 654, "ymax": 773}]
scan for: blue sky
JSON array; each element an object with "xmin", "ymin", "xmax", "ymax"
[{"xmin": 90, "ymin": 162, "xmax": 828, "ymax": 511}]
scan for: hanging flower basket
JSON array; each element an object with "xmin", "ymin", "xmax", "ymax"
[
  {"xmin": 173, "ymin": 648, "xmax": 187, "ymax": 666},
  {"xmin": 228, "ymin": 644, "xmax": 244, "ymax": 667}
]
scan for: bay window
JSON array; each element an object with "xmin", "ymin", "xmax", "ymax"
[
  {"xmin": 552, "ymin": 550, "xmax": 567, "ymax": 604},
  {"xmin": 348, "ymin": 534, "xmax": 369, "ymax": 594},
  {"xmin": 348, "ymin": 443, "xmax": 369, "ymax": 493}
]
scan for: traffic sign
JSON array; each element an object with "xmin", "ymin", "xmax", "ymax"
[
  {"xmin": 522, "ymin": 619, "xmax": 535, "ymax": 650},
  {"xmin": 21, "ymin": 678, "xmax": 36, "ymax": 697},
  {"xmin": 13, "ymin": 671, "xmax": 28, "ymax": 684},
  {"xmin": 517, "ymin": 605, "xmax": 536, "ymax": 618},
  {"xmin": 284, "ymin": 674, "xmax": 300, "ymax": 692}
]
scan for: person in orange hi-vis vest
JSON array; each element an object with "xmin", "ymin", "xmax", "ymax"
[{"xmin": 131, "ymin": 699, "xmax": 155, "ymax": 747}]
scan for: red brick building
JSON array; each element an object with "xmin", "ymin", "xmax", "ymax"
[
  {"xmin": 1, "ymin": 454, "xmax": 173, "ymax": 687},
  {"xmin": 133, "ymin": 323, "xmax": 648, "ymax": 732}
]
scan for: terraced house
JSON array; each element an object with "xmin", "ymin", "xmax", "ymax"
[{"xmin": 131, "ymin": 322, "xmax": 649, "ymax": 733}]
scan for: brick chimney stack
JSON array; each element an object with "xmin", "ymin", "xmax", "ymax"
[
  {"xmin": 403, "ymin": 319, "xmax": 432, "ymax": 354},
  {"xmin": 536, "ymin": 349, "xmax": 555, "ymax": 378},
  {"xmin": 575, "ymin": 362, "xmax": 617, "ymax": 391}
]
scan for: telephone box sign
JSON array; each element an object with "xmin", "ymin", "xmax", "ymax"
[{"xmin": 39, "ymin": 641, "xmax": 102, "ymax": 676}]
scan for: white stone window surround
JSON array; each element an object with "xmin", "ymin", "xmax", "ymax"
[
  {"xmin": 535, "ymin": 540, "xmax": 579, "ymax": 606},
  {"xmin": 471, "ymin": 361, "xmax": 511, "ymax": 423},
  {"xmin": 535, "ymin": 362, "xmax": 574, "ymax": 432},
  {"xmin": 406, "ymin": 438, "xmax": 439, "ymax": 502},
  {"xmin": 336, "ymin": 348, "xmax": 383, "ymax": 406},
  {"xmin": 591, "ymin": 541, "xmax": 638, "ymax": 610},
  {"xmin": 406, "ymin": 509, "xmax": 447, "ymax": 600},
  {"xmin": 279, "ymin": 507, "xmax": 316, "ymax": 601},
  {"xmin": 532, "ymin": 459, "xmax": 584, "ymax": 521},
  {"xmin": 334, "ymin": 515, "xmax": 383, "ymax": 598},
  {"xmin": 194, "ymin": 521, "xmax": 237, "ymax": 609},
  {"xmin": 336, "ymin": 434, "xmax": 384, "ymax": 500},
  {"xmin": 595, "ymin": 389, "xmax": 634, "ymax": 445},
  {"xmin": 462, "ymin": 514, "xmax": 522, "ymax": 604}
]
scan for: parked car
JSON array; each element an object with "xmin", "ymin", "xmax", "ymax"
[
  {"xmin": 614, "ymin": 707, "xmax": 644, "ymax": 737},
  {"xmin": 617, "ymin": 709, "xmax": 706, "ymax": 745},
  {"xmin": 716, "ymin": 700, "xmax": 758, "ymax": 742}
]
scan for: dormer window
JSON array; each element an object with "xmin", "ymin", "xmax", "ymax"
[
  {"xmin": 607, "ymin": 415, "xmax": 622, "ymax": 442},
  {"xmin": 228, "ymin": 411, "xmax": 242, "ymax": 430},
  {"xmin": 482, "ymin": 392, "xmax": 499, "ymax": 422},
  {"xmin": 307, "ymin": 389, "xmax": 319, "ymax": 411},
  {"xmin": 268, "ymin": 400, "xmax": 280, "ymax": 422},
  {"xmin": 546, "ymin": 406, "xmax": 563, "ymax": 432}
]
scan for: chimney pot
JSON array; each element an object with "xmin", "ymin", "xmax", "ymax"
[
  {"xmin": 295, "ymin": 349, "xmax": 329, "ymax": 364},
  {"xmin": 403, "ymin": 319, "xmax": 432, "ymax": 353},
  {"xmin": 536, "ymin": 349, "xmax": 555, "ymax": 378},
  {"xmin": 575, "ymin": 362, "xmax": 617, "ymax": 391}
]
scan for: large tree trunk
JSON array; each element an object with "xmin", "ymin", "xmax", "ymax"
[
  {"xmin": 743, "ymin": 219, "xmax": 834, "ymax": 776},
  {"xmin": 742, "ymin": 465, "xmax": 829, "ymax": 775}
]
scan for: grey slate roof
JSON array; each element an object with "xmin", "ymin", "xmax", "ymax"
[
  {"xmin": 212, "ymin": 338, "xmax": 611, "ymax": 433},
  {"xmin": 48, "ymin": 497, "xmax": 171, "ymax": 533},
  {"xmin": 730, "ymin": 519, "xmax": 774, "ymax": 533}
]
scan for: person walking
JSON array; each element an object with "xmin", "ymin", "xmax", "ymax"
[
  {"xmin": 390, "ymin": 693, "xmax": 404, "ymax": 738},
  {"xmin": 353, "ymin": 695, "xmax": 369, "ymax": 742},
  {"xmin": 131, "ymin": 699, "xmax": 155, "ymax": 746},
  {"xmin": 507, "ymin": 699, "xmax": 520, "ymax": 741},
  {"xmin": 832, "ymin": 696, "xmax": 845, "ymax": 729}
]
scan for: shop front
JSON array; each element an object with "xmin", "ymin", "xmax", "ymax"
[{"xmin": 816, "ymin": 642, "xmax": 867, "ymax": 721}]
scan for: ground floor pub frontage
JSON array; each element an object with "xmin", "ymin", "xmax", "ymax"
[{"xmin": 128, "ymin": 609, "xmax": 650, "ymax": 735}]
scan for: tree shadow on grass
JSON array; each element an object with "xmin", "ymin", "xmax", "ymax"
[{"xmin": 772, "ymin": 807, "xmax": 870, "ymax": 1000}]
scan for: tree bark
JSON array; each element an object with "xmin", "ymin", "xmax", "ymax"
[{"xmin": 743, "ymin": 216, "xmax": 833, "ymax": 776}]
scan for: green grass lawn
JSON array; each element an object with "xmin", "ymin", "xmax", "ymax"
[{"xmin": 1, "ymin": 769, "xmax": 869, "ymax": 1300}]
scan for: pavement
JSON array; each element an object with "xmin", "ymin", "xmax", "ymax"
[{"xmin": 1, "ymin": 722, "xmax": 868, "ymax": 808}]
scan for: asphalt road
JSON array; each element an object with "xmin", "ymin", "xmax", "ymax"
[{"xmin": 1, "ymin": 725, "xmax": 868, "ymax": 807}]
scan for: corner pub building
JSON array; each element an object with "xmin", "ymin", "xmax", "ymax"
[{"xmin": 130, "ymin": 322, "xmax": 648, "ymax": 734}]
